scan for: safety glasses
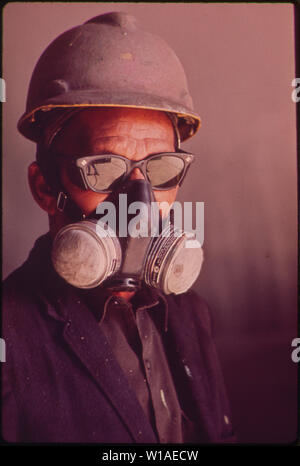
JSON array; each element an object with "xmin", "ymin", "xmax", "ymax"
[{"xmin": 62, "ymin": 150, "xmax": 195, "ymax": 193}]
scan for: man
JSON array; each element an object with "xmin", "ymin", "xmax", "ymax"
[{"xmin": 2, "ymin": 12, "xmax": 235, "ymax": 443}]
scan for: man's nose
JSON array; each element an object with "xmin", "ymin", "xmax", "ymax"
[{"xmin": 129, "ymin": 167, "xmax": 145, "ymax": 181}]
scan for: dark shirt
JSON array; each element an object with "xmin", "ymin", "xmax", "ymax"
[{"xmin": 82, "ymin": 287, "xmax": 184, "ymax": 442}]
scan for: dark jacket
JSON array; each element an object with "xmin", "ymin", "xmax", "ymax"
[{"xmin": 2, "ymin": 234, "xmax": 235, "ymax": 443}]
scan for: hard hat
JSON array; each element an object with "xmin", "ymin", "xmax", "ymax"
[{"xmin": 18, "ymin": 11, "xmax": 201, "ymax": 143}]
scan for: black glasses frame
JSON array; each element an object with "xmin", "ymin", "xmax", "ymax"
[{"xmin": 74, "ymin": 150, "xmax": 195, "ymax": 193}]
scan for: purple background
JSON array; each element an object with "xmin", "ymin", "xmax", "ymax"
[{"xmin": 3, "ymin": 3, "xmax": 298, "ymax": 443}]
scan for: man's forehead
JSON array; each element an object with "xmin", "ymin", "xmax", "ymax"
[
  {"xmin": 51, "ymin": 107, "xmax": 175, "ymax": 153},
  {"xmin": 61, "ymin": 107, "xmax": 172, "ymax": 128}
]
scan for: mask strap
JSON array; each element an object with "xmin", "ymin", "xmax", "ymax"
[{"xmin": 56, "ymin": 191, "xmax": 87, "ymax": 221}]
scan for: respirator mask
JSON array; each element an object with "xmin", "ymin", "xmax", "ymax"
[{"xmin": 42, "ymin": 110, "xmax": 203, "ymax": 295}]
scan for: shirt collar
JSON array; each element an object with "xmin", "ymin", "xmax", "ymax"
[{"xmin": 79, "ymin": 284, "xmax": 169, "ymax": 332}]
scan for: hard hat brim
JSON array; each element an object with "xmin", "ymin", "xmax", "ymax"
[{"xmin": 18, "ymin": 89, "xmax": 201, "ymax": 143}]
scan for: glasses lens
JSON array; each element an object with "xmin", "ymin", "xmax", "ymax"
[
  {"xmin": 147, "ymin": 155, "xmax": 185, "ymax": 189},
  {"xmin": 84, "ymin": 157, "xmax": 127, "ymax": 191}
]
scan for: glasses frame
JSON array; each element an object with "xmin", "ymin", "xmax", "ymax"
[{"xmin": 74, "ymin": 150, "xmax": 195, "ymax": 193}]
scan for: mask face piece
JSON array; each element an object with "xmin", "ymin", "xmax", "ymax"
[
  {"xmin": 102, "ymin": 179, "xmax": 157, "ymax": 291},
  {"xmin": 51, "ymin": 179, "xmax": 203, "ymax": 294}
]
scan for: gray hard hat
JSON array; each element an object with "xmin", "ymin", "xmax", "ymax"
[{"xmin": 18, "ymin": 11, "xmax": 201, "ymax": 143}]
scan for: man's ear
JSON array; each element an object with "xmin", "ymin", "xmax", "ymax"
[{"xmin": 28, "ymin": 162, "xmax": 57, "ymax": 215}]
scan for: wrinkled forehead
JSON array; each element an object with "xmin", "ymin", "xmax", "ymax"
[{"xmin": 40, "ymin": 107, "xmax": 180, "ymax": 155}]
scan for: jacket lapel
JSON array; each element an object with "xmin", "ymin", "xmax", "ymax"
[
  {"xmin": 53, "ymin": 288, "xmax": 157, "ymax": 443},
  {"xmin": 162, "ymin": 295, "xmax": 219, "ymax": 442}
]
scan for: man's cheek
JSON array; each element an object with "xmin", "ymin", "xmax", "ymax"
[{"xmin": 70, "ymin": 190, "xmax": 108, "ymax": 215}]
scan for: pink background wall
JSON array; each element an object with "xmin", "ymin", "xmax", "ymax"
[{"xmin": 3, "ymin": 3, "xmax": 298, "ymax": 443}]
